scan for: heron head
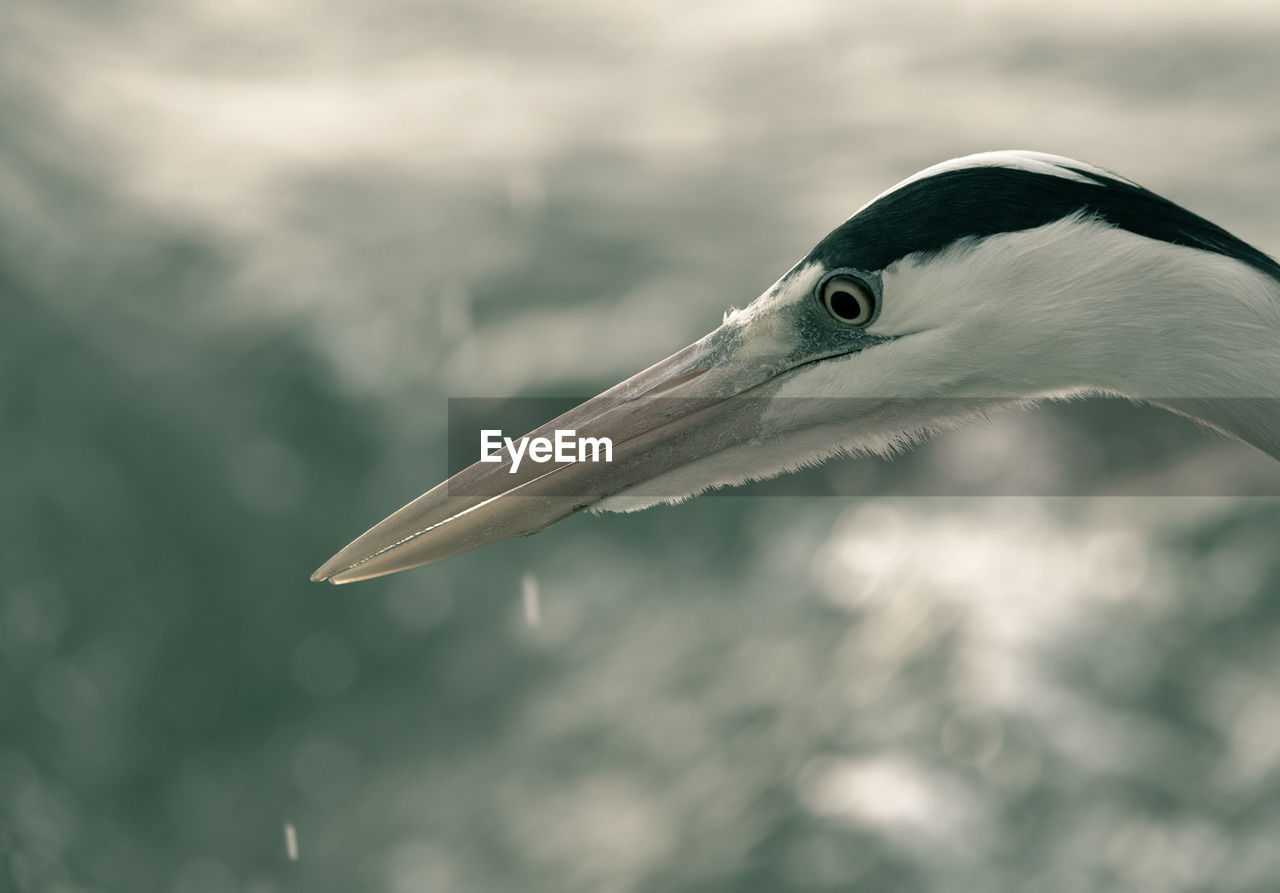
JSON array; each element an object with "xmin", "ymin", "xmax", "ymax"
[{"xmin": 313, "ymin": 151, "xmax": 1280, "ymax": 582}]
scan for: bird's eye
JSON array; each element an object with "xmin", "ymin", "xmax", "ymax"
[{"xmin": 820, "ymin": 275, "xmax": 876, "ymax": 325}]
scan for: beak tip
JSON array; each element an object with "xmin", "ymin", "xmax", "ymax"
[
  {"xmin": 311, "ymin": 548, "xmax": 401, "ymax": 585},
  {"xmin": 310, "ymin": 555, "xmax": 348, "ymax": 584}
]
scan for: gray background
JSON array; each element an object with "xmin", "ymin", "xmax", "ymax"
[{"xmin": 4, "ymin": 1, "xmax": 1280, "ymax": 891}]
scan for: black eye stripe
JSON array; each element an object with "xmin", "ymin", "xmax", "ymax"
[{"xmin": 811, "ymin": 166, "xmax": 1280, "ymax": 283}]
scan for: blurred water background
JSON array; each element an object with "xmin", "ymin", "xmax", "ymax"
[{"xmin": 5, "ymin": 1, "xmax": 1280, "ymax": 891}]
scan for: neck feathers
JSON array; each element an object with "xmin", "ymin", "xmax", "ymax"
[
  {"xmin": 988, "ymin": 218, "xmax": 1280, "ymax": 456},
  {"xmin": 1152, "ymin": 397, "xmax": 1280, "ymax": 459},
  {"xmin": 888, "ymin": 216, "xmax": 1280, "ymax": 459}
]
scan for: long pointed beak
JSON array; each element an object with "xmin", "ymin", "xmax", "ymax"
[{"xmin": 312, "ymin": 321, "xmax": 788, "ymax": 583}]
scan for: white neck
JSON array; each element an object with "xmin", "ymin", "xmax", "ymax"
[
  {"xmin": 886, "ymin": 217, "xmax": 1280, "ymax": 397},
  {"xmin": 883, "ymin": 215, "xmax": 1280, "ymax": 453}
]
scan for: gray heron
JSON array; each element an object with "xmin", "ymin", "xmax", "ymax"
[{"xmin": 313, "ymin": 151, "xmax": 1280, "ymax": 584}]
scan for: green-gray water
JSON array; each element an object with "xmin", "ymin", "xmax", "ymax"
[{"xmin": 5, "ymin": 2, "xmax": 1280, "ymax": 890}]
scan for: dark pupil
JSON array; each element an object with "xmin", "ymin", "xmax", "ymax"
[{"xmin": 828, "ymin": 288, "xmax": 863, "ymax": 320}]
